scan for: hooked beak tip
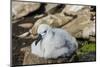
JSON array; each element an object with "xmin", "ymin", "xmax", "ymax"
[{"xmin": 35, "ymin": 34, "xmax": 42, "ymax": 46}]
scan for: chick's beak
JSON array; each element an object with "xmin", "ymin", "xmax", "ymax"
[{"xmin": 35, "ymin": 34, "xmax": 42, "ymax": 45}]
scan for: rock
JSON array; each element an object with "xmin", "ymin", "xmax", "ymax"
[
  {"xmin": 82, "ymin": 22, "xmax": 95, "ymax": 39},
  {"xmin": 18, "ymin": 32, "xmax": 30, "ymax": 38},
  {"xmin": 18, "ymin": 23, "xmax": 33, "ymax": 28},
  {"xmin": 21, "ymin": 46, "xmax": 72, "ymax": 65},
  {"xmin": 62, "ymin": 14, "xmax": 90, "ymax": 36},
  {"xmin": 74, "ymin": 22, "xmax": 95, "ymax": 40},
  {"xmin": 34, "ymin": 14, "xmax": 45, "ymax": 19},
  {"xmin": 12, "ymin": 1, "xmax": 40, "ymax": 20},
  {"xmin": 12, "ymin": 17, "xmax": 24, "ymax": 23},
  {"xmin": 28, "ymin": 5, "xmax": 95, "ymax": 41},
  {"xmin": 45, "ymin": 3, "xmax": 59, "ymax": 13},
  {"xmin": 17, "ymin": 31, "xmax": 38, "ymax": 39},
  {"xmin": 31, "ymin": 6, "xmax": 96, "ymax": 41},
  {"xmin": 31, "ymin": 13, "xmax": 73, "ymax": 35},
  {"xmin": 45, "ymin": 4, "xmax": 64, "ymax": 14},
  {"xmin": 62, "ymin": 7, "xmax": 96, "ymax": 41},
  {"xmin": 61, "ymin": 5, "xmax": 85, "ymax": 15}
]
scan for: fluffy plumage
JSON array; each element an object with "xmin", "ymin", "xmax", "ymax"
[{"xmin": 31, "ymin": 24, "xmax": 78, "ymax": 59}]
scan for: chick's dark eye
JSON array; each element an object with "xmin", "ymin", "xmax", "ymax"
[{"xmin": 44, "ymin": 30, "xmax": 47, "ymax": 33}]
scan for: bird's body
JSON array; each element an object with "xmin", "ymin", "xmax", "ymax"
[{"xmin": 31, "ymin": 24, "xmax": 78, "ymax": 59}]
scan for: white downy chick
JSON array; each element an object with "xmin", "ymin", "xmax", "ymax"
[{"xmin": 31, "ymin": 24, "xmax": 78, "ymax": 59}]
